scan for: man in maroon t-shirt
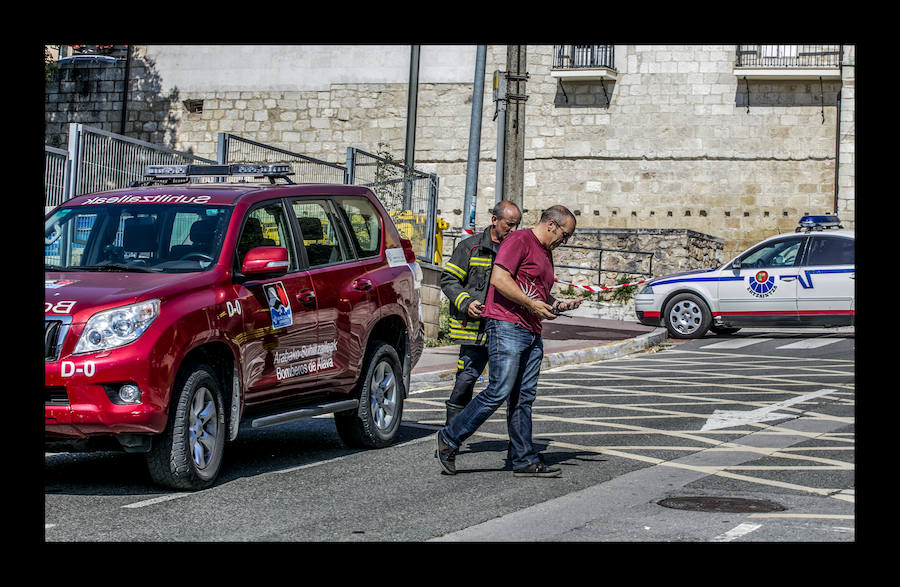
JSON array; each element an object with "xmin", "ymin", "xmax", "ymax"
[{"xmin": 436, "ymin": 205, "xmax": 582, "ymax": 477}]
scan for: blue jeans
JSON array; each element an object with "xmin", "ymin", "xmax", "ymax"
[{"xmin": 440, "ymin": 319, "xmax": 544, "ymax": 470}]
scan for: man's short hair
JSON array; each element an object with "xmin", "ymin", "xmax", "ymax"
[
  {"xmin": 492, "ymin": 200, "xmax": 521, "ymax": 218},
  {"xmin": 539, "ymin": 205, "xmax": 575, "ymax": 226}
]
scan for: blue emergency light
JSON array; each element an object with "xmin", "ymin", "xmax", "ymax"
[
  {"xmin": 797, "ymin": 215, "xmax": 842, "ymax": 231},
  {"xmin": 134, "ymin": 163, "xmax": 295, "ymax": 186}
]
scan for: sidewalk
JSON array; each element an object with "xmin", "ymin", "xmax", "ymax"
[{"xmin": 410, "ymin": 313, "xmax": 667, "ymax": 391}]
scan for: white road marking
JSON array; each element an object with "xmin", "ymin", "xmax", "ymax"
[
  {"xmin": 776, "ymin": 338, "xmax": 842, "ymax": 349},
  {"xmin": 701, "ymin": 388, "xmax": 838, "ymax": 431},
  {"xmin": 712, "ymin": 522, "xmax": 762, "ymax": 542},
  {"xmin": 122, "ymin": 493, "xmax": 193, "ymax": 509},
  {"xmin": 749, "ymin": 513, "xmax": 853, "ymax": 520},
  {"xmin": 700, "ymin": 338, "xmax": 772, "ymax": 349}
]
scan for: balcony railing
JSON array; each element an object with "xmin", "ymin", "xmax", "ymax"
[
  {"xmin": 735, "ymin": 44, "xmax": 842, "ymax": 68},
  {"xmin": 553, "ymin": 45, "xmax": 615, "ymax": 70}
]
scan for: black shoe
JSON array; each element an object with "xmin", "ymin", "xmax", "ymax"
[
  {"xmin": 513, "ymin": 461, "xmax": 561, "ymax": 478},
  {"xmin": 435, "ymin": 431, "xmax": 457, "ymax": 475}
]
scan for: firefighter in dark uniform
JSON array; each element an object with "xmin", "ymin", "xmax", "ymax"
[{"xmin": 440, "ymin": 200, "xmax": 522, "ymax": 424}]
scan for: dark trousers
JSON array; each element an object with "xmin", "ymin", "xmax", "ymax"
[{"xmin": 447, "ymin": 344, "xmax": 489, "ymax": 407}]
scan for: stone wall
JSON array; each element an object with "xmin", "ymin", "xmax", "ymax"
[
  {"xmin": 551, "ymin": 228, "xmax": 725, "ymax": 288},
  {"xmin": 419, "ymin": 264, "xmax": 442, "ymax": 341},
  {"xmin": 45, "ymin": 44, "xmax": 854, "ymax": 263}
]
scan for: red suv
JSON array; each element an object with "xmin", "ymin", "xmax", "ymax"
[{"xmin": 45, "ymin": 164, "xmax": 425, "ymax": 489}]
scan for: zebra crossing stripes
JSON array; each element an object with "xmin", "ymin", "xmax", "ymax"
[
  {"xmin": 774, "ymin": 338, "xmax": 844, "ymax": 350},
  {"xmin": 699, "ymin": 337, "xmax": 844, "ymax": 351},
  {"xmin": 701, "ymin": 338, "xmax": 772, "ymax": 349}
]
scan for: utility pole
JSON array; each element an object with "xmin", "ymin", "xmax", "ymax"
[
  {"xmin": 462, "ymin": 45, "xmax": 487, "ymax": 232},
  {"xmin": 493, "ymin": 45, "xmax": 528, "ymax": 208}
]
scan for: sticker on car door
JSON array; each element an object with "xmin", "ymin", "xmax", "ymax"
[{"xmin": 263, "ymin": 281, "xmax": 293, "ymax": 329}]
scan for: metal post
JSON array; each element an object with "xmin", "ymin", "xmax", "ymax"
[
  {"xmin": 65, "ymin": 123, "xmax": 82, "ymax": 200},
  {"xmin": 494, "ymin": 70, "xmax": 507, "ymax": 205},
  {"xmin": 345, "ymin": 147, "xmax": 356, "ymax": 185},
  {"xmin": 463, "ymin": 45, "xmax": 487, "ymax": 231},
  {"xmin": 403, "ymin": 45, "xmax": 420, "ymax": 210},
  {"xmin": 119, "ymin": 45, "xmax": 131, "ymax": 135},
  {"xmin": 216, "ymin": 132, "xmax": 229, "ymax": 165},
  {"xmin": 427, "ymin": 173, "xmax": 439, "ymax": 263}
]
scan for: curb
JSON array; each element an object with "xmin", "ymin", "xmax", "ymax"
[{"xmin": 409, "ymin": 327, "xmax": 668, "ymax": 392}]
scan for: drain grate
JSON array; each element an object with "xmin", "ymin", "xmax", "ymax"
[{"xmin": 657, "ymin": 496, "xmax": 786, "ymax": 513}]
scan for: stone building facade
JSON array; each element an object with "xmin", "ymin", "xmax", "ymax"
[{"xmin": 44, "ymin": 44, "xmax": 856, "ymax": 263}]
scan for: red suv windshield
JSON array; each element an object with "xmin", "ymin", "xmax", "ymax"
[{"xmin": 45, "ymin": 204, "xmax": 232, "ymax": 273}]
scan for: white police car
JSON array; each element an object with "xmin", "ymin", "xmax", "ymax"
[{"xmin": 635, "ymin": 216, "xmax": 855, "ymax": 338}]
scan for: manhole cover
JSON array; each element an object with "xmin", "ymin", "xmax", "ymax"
[{"xmin": 657, "ymin": 496, "xmax": 786, "ymax": 513}]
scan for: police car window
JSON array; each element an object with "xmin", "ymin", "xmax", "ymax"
[
  {"xmin": 740, "ymin": 237, "xmax": 804, "ymax": 269},
  {"xmin": 237, "ymin": 203, "xmax": 297, "ymax": 271},
  {"xmin": 804, "ymin": 236, "xmax": 854, "ymax": 266},
  {"xmin": 290, "ymin": 200, "xmax": 348, "ymax": 267}
]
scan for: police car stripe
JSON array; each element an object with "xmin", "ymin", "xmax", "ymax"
[
  {"xmin": 652, "ymin": 276, "xmax": 743, "ymax": 287},
  {"xmin": 782, "ymin": 268, "xmax": 855, "ymax": 289},
  {"xmin": 712, "ymin": 310, "xmax": 855, "ymax": 316}
]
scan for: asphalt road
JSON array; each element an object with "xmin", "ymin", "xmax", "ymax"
[{"xmin": 44, "ymin": 329, "xmax": 854, "ymax": 542}]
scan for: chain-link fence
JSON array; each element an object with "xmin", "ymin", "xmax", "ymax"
[{"xmin": 346, "ymin": 147, "xmax": 439, "ymax": 264}]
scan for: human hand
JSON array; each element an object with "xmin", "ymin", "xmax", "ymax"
[
  {"xmin": 467, "ymin": 300, "xmax": 483, "ymax": 318},
  {"xmin": 558, "ymin": 298, "xmax": 583, "ymax": 312},
  {"xmin": 530, "ymin": 299, "xmax": 557, "ymax": 320}
]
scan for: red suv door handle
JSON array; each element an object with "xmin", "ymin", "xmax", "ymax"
[
  {"xmin": 296, "ymin": 289, "xmax": 316, "ymax": 307},
  {"xmin": 352, "ymin": 278, "xmax": 373, "ymax": 291}
]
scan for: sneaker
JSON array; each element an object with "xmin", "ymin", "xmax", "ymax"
[
  {"xmin": 513, "ymin": 461, "xmax": 561, "ymax": 478},
  {"xmin": 435, "ymin": 431, "xmax": 457, "ymax": 475}
]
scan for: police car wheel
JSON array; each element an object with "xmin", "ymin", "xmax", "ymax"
[
  {"xmin": 664, "ymin": 293, "xmax": 711, "ymax": 339},
  {"xmin": 334, "ymin": 341, "xmax": 404, "ymax": 449}
]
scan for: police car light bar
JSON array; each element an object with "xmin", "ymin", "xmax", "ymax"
[
  {"xmin": 144, "ymin": 164, "xmax": 294, "ymax": 178},
  {"xmin": 797, "ymin": 214, "xmax": 843, "ymax": 231}
]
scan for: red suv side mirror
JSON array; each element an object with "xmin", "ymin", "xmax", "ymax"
[{"xmin": 242, "ymin": 246, "xmax": 289, "ymax": 275}]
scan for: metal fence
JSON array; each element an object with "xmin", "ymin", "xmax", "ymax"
[
  {"xmin": 552, "ymin": 45, "xmax": 615, "ymax": 70},
  {"xmin": 346, "ymin": 147, "xmax": 440, "ymax": 264},
  {"xmin": 735, "ymin": 44, "xmax": 842, "ymax": 68},
  {"xmin": 44, "ymin": 126, "xmax": 442, "ymax": 265},
  {"xmin": 217, "ymin": 133, "xmax": 347, "ymax": 184},
  {"xmin": 44, "ymin": 146, "xmax": 68, "ymax": 208},
  {"xmin": 45, "ymin": 123, "xmax": 217, "ymax": 209}
]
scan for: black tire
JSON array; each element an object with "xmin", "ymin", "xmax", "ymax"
[
  {"xmin": 334, "ymin": 341, "xmax": 404, "ymax": 448},
  {"xmin": 710, "ymin": 325, "xmax": 741, "ymax": 335},
  {"xmin": 663, "ymin": 292, "xmax": 712, "ymax": 339},
  {"xmin": 146, "ymin": 364, "xmax": 226, "ymax": 490}
]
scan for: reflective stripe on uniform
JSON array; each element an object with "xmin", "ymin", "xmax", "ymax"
[
  {"xmin": 449, "ymin": 330, "xmax": 479, "ymax": 341},
  {"xmin": 454, "ymin": 292, "xmax": 471, "ymax": 310},
  {"xmin": 450, "ymin": 318, "xmax": 480, "ymax": 331},
  {"xmin": 444, "ymin": 262, "xmax": 467, "ymax": 281},
  {"xmin": 469, "ymin": 256, "xmax": 492, "ymax": 267}
]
